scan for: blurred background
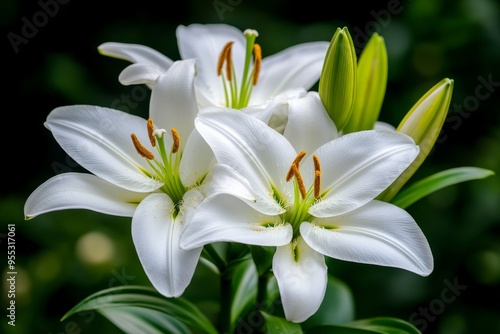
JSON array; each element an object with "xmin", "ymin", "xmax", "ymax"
[{"xmin": 2, "ymin": 0, "xmax": 500, "ymax": 333}]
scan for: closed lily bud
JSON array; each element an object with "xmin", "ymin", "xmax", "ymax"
[
  {"xmin": 343, "ymin": 33, "xmax": 388, "ymax": 133},
  {"xmin": 319, "ymin": 27, "xmax": 357, "ymax": 132},
  {"xmin": 379, "ymin": 78, "xmax": 454, "ymax": 202}
]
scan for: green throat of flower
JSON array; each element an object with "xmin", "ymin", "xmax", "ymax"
[
  {"xmin": 217, "ymin": 29, "xmax": 261, "ymax": 109},
  {"xmin": 280, "ymin": 151, "xmax": 323, "ymax": 238},
  {"xmin": 131, "ymin": 118, "xmax": 186, "ymax": 212}
]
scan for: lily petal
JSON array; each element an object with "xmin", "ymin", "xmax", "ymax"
[
  {"xmin": 150, "ymin": 59, "xmax": 198, "ymax": 145},
  {"xmin": 195, "ymin": 108, "xmax": 296, "ymax": 202},
  {"xmin": 98, "ymin": 42, "xmax": 173, "ymax": 70},
  {"xmin": 45, "ymin": 105, "xmax": 163, "ymax": 192},
  {"xmin": 181, "ymin": 194, "xmax": 292, "ymax": 250},
  {"xmin": 179, "ymin": 129, "xmax": 215, "ymax": 188},
  {"xmin": 132, "ymin": 192, "xmax": 203, "ymax": 298},
  {"xmin": 118, "ymin": 63, "xmax": 163, "ymax": 87},
  {"xmin": 24, "ymin": 173, "xmax": 147, "ymax": 219},
  {"xmin": 302, "ymin": 200, "xmax": 433, "ymax": 276},
  {"xmin": 251, "ymin": 41, "xmax": 329, "ymax": 105},
  {"xmin": 310, "ymin": 130, "xmax": 419, "ymax": 217},
  {"xmin": 176, "ymin": 24, "xmax": 246, "ymax": 106},
  {"xmin": 283, "ymin": 92, "xmax": 338, "ymax": 153},
  {"xmin": 273, "ymin": 237, "xmax": 327, "ymax": 323}
]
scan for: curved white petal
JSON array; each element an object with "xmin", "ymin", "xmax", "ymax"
[
  {"xmin": 283, "ymin": 92, "xmax": 338, "ymax": 152},
  {"xmin": 150, "ymin": 59, "xmax": 199, "ymax": 144},
  {"xmin": 374, "ymin": 121, "xmax": 396, "ymax": 131},
  {"xmin": 179, "ymin": 129, "xmax": 214, "ymax": 188},
  {"xmin": 204, "ymin": 164, "xmax": 285, "ymax": 215},
  {"xmin": 24, "ymin": 173, "xmax": 148, "ymax": 219},
  {"xmin": 273, "ymin": 237, "xmax": 327, "ymax": 323},
  {"xmin": 45, "ymin": 105, "xmax": 163, "ymax": 192},
  {"xmin": 132, "ymin": 193, "xmax": 203, "ymax": 298},
  {"xmin": 176, "ymin": 24, "xmax": 246, "ymax": 106},
  {"xmin": 302, "ymin": 200, "xmax": 433, "ymax": 276},
  {"xmin": 195, "ymin": 108, "xmax": 296, "ymax": 202},
  {"xmin": 118, "ymin": 63, "xmax": 163, "ymax": 87},
  {"xmin": 250, "ymin": 41, "xmax": 329, "ymax": 105},
  {"xmin": 310, "ymin": 130, "xmax": 419, "ymax": 217},
  {"xmin": 98, "ymin": 42, "xmax": 173, "ymax": 70},
  {"xmin": 180, "ymin": 194, "xmax": 292, "ymax": 250}
]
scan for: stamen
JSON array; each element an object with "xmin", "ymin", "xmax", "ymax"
[
  {"xmin": 217, "ymin": 41, "xmax": 234, "ymax": 77},
  {"xmin": 291, "ymin": 164, "xmax": 306, "ymax": 199},
  {"xmin": 131, "ymin": 133, "xmax": 154, "ymax": 160},
  {"xmin": 252, "ymin": 44, "xmax": 262, "ymax": 85},
  {"xmin": 313, "ymin": 155, "xmax": 321, "ymax": 198},
  {"xmin": 225, "ymin": 43, "xmax": 233, "ymax": 81},
  {"xmin": 171, "ymin": 128, "xmax": 180, "ymax": 153},
  {"xmin": 147, "ymin": 118, "xmax": 156, "ymax": 147},
  {"xmin": 286, "ymin": 151, "xmax": 307, "ymax": 181}
]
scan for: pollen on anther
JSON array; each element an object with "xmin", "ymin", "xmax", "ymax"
[
  {"xmin": 131, "ymin": 133, "xmax": 154, "ymax": 160},
  {"xmin": 291, "ymin": 164, "xmax": 307, "ymax": 199},
  {"xmin": 252, "ymin": 44, "xmax": 262, "ymax": 85},
  {"xmin": 217, "ymin": 41, "xmax": 234, "ymax": 79},
  {"xmin": 286, "ymin": 151, "xmax": 307, "ymax": 181},
  {"xmin": 147, "ymin": 118, "xmax": 156, "ymax": 147},
  {"xmin": 171, "ymin": 128, "xmax": 180, "ymax": 153}
]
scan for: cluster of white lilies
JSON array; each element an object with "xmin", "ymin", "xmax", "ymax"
[{"xmin": 24, "ymin": 24, "xmax": 492, "ymax": 325}]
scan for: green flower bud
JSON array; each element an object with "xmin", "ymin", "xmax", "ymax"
[
  {"xmin": 343, "ymin": 33, "xmax": 388, "ymax": 133},
  {"xmin": 379, "ymin": 78, "xmax": 454, "ymax": 202},
  {"xmin": 319, "ymin": 27, "xmax": 357, "ymax": 131}
]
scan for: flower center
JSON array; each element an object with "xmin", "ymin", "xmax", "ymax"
[
  {"xmin": 130, "ymin": 118, "xmax": 186, "ymax": 213},
  {"xmin": 281, "ymin": 151, "xmax": 322, "ymax": 238},
  {"xmin": 217, "ymin": 29, "xmax": 262, "ymax": 109}
]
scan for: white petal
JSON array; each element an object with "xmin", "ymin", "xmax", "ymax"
[
  {"xmin": 132, "ymin": 193, "xmax": 202, "ymax": 298},
  {"xmin": 150, "ymin": 59, "xmax": 198, "ymax": 145},
  {"xmin": 179, "ymin": 129, "xmax": 215, "ymax": 188},
  {"xmin": 283, "ymin": 92, "xmax": 338, "ymax": 152},
  {"xmin": 24, "ymin": 173, "xmax": 148, "ymax": 219},
  {"xmin": 98, "ymin": 42, "xmax": 173, "ymax": 70},
  {"xmin": 176, "ymin": 24, "xmax": 246, "ymax": 106},
  {"xmin": 45, "ymin": 105, "xmax": 163, "ymax": 192},
  {"xmin": 310, "ymin": 130, "xmax": 419, "ymax": 217},
  {"xmin": 302, "ymin": 200, "xmax": 433, "ymax": 276},
  {"xmin": 374, "ymin": 121, "xmax": 396, "ymax": 131},
  {"xmin": 250, "ymin": 42, "xmax": 329, "ymax": 105},
  {"xmin": 180, "ymin": 194, "xmax": 292, "ymax": 250},
  {"xmin": 195, "ymin": 108, "xmax": 296, "ymax": 202},
  {"xmin": 118, "ymin": 63, "xmax": 163, "ymax": 87},
  {"xmin": 273, "ymin": 237, "xmax": 327, "ymax": 323}
]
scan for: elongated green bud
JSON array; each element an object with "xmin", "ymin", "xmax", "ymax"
[
  {"xmin": 319, "ymin": 27, "xmax": 357, "ymax": 131},
  {"xmin": 343, "ymin": 33, "xmax": 388, "ymax": 133},
  {"xmin": 379, "ymin": 78, "xmax": 454, "ymax": 202}
]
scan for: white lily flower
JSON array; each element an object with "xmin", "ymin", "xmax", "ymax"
[
  {"xmin": 181, "ymin": 97, "xmax": 433, "ymax": 323},
  {"xmin": 24, "ymin": 59, "xmax": 214, "ymax": 298},
  {"xmin": 98, "ymin": 23, "xmax": 329, "ymax": 113}
]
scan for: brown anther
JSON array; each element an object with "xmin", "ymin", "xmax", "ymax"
[
  {"xmin": 291, "ymin": 164, "xmax": 307, "ymax": 199},
  {"xmin": 217, "ymin": 41, "xmax": 234, "ymax": 79},
  {"xmin": 147, "ymin": 118, "xmax": 156, "ymax": 147},
  {"xmin": 314, "ymin": 170, "xmax": 321, "ymax": 198},
  {"xmin": 131, "ymin": 133, "xmax": 154, "ymax": 160},
  {"xmin": 286, "ymin": 150, "xmax": 307, "ymax": 181},
  {"xmin": 313, "ymin": 155, "xmax": 321, "ymax": 173},
  {"xmin": 171, "ymin": 128, "xmax": 180, "ymax": 153},
  {"xmin": 252, "ymin": 44, "xmax": 262, "ymax": 85}
]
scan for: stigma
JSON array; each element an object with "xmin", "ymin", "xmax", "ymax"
[{"xmin": 216, "ymin": 29, "xmax": 262, "ymax": 109}]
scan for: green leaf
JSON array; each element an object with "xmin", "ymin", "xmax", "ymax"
[
  {"xmin": 261, "ymin": 311, "xmax": 303, "ymax": 334},
  {"xmin": 61, "ymin": 285, "xmax": 218, "ymax": 334},
  {"xmin": 344, "ymin": 32, "xmax": 388, "ymax": 133},
  {"xmin": 229, "ymin": 257, "xmax": 258, "ymax": 332},
  {"xmin": 347, "ymin": 317, "xmax": 421, "ymax": 334},
  {"xmin": 391, "ymin": 167, "xmax": 495, "ymax": 209},
  {"xmin": 319, "ymin": 26, "xmax": 357, "ymax": 131},
  {"xmin": 306, "ymin": 317, "xmax": 421, "ymax": 334},
  {"xmin": 303, "ymin": 276, "xmax": 355, "ymax": 330}
]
